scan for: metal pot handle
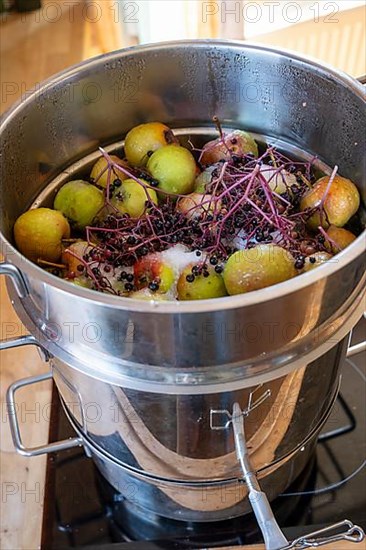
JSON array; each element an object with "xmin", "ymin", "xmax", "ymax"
[
  {"xmin": 0, "ymin": 334, "xmax": 47, "ymax": 354},
  {"xmin": 0, "ymin": 262, "xmax": 29, "ymax": 298},
  {"xmin": 6, "ymin": 371, "xmax": 82, "ymax": 457}
]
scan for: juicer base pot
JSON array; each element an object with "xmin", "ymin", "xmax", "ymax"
[
  {"xmin": 38, "ymin": 344, "xmax": 366, "ymax": 547},
  {"xmin": 5, "ymin": 365, "xmax": 341, "ymax": 521},
  {"xmin": 5, "ymin": 366, "xmax": 365, "ymax": 548}
]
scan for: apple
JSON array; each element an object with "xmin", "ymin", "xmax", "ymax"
[
  {"xmin": 176, "ymin": 193, "xmax": 219, "ymax": 219},
  {"xmin": 147, "ymin": 145, "xmax": 196, "ymax": 195},
  {"xmin": 194, "ymin": 165, "xmax": 218, "ymax": 193},
  {"xmin": 62, "ymin": 240, "xmax": 91, "ymax": 274},
  {"xmin": 223, "ymin": 244, "xmax": 297, "ymax": 294},
  {"xmin": 300, "ymin": 174, "xmax": 360, "ymax": 230},
  {"xmin": 129, "ymin": 289, "xmax": 168, "ymax": 301},
  {"xmin": 14, "ymin": 207, "xmax": 70, "ymax": 263},
  {"xmin": 200, "ymin": 130, "xmax": 258, "ymax": 165},
  {"xmin": 67, "ymin": 276, "xmax": 92, "ymax": 288},
  {"xmin": 134, "ymin": 254, "xmax": 175, "ymax": 293},
  {"xmin": 324, "ymin": 225, "xmax": 357, "ymax": 252},
  {"xmin": 90, "ymin": 155, "xmax": 128, "ymax": 188},
  {"xmin": 124, "ymin": 122, "xmax": 178, "ymax": 167},
  {"xmin": 260, "ymin": 164, "xmax": 297, "ymax": 195},
  {"xmin": 111, "ymin": 178, "xmax": 158, "ymax": 219},
  {"xmin": 177, "ymin": 263, "xmax": 227, "ymax": 300},
  {"xmin": 302, "ymin": 251, "xmax": 333, "ymax": 272},
  {"xmin": 54, "ymin": 180, "xmax": 104, "ymax": 230}
]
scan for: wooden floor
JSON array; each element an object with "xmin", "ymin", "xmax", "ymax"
[{"xmin": 0, "ymin": 2, "xmax": 365, "ymax": 549}]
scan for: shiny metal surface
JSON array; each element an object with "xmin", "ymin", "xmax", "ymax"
[
  {"xmin": 0, "ymin": 334, "xmax": 40, "ymax": 351},
  {"xmin": 52, "ymin": 338, "xmax": 344, "ymax": 482},
  {"xmin": 231, "ymin": 402, "xmax": 289, "ymax": 549},
  {"xmin": 60, "ymin": 394, "xmax": 331, "ymax": 522},
  {"xmin": 0, "ymin": 262, "xmax": 28, "ymax": 298},
  {"xmin": 283, "ymin": 522, "xmax": 365, "ymax": 548},
  {"xmin": 6, "ymin": 371, "xmax": 82, "ymax": 457},
  {"xmin": 0, "ymin": 42, "xmax": 365, "ymax": 389}
]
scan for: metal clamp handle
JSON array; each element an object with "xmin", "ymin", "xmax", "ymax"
[
  {"xmin": 232, "ymin": 402, "xmax": 288, "ymax": 550},
  {"xmin": 282, "ymin": 520, "xmax": 364, "ymax": 548},
  {"xmin": 230, "ymin": 402, "xmax": 365, "ymax": 549},
  {"xmin": 6, "ymin": 371, "xmax": 82, "ymax": 457},
  {"xmin": 0, "ymin": 262, "xmax": 28, "ymax": 298},
  {"xmin": 210, "ymin": 385, "xmax": 271, "ymax": 430}
]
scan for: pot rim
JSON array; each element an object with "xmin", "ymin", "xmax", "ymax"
[{"xmin": 1, "ymin": 39, "xmax": 365, "ymax": 314}]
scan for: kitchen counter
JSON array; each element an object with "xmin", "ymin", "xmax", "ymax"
[{"xmin": 0, "ymin": 3, "xmax": 122, "ymax": 548}]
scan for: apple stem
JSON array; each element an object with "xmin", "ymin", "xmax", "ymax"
[{"xmin": 37, "ymin": 259, "xmax": 67, "ymax": 269}]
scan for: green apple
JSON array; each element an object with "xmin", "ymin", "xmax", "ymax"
[
  {"xmin": 90, "ymin": 155, "xmax": 128, "ymax": 188},
  {"xmin": 54, "ymin": 180, "xmax": 104, "ymax": 230},
  {"xmin": 177, "ymin": 264, "xmax": 227, "ymax": 300},
  {"xmin": 223, "ymin": 244, "xmax": 297, "ymax": 295},
  {"xmin": 111, "ymin": 178, "xmax": 158, "ymax": 219},
  {"xmin": 194, "ymin": 165, "xmax": 218, "ymax": 193},
  {"xmin": 124, "ymin": 122, "xmax": 178, "ymax": 167},
  {"xmin": 129, "ymin": 289, "xmax": 169, "ymax": 301},
  {"xmin": 147, "ymin": 145, "xmax": 197, "ymax": 195}
]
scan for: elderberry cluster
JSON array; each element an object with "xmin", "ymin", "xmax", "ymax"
[{"xmin": 77, "ymin": 143, "xmax": 330, "ymax": 293}]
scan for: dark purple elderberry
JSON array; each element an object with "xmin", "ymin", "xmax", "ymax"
[{"xmin": 148, "ymin": 281, "xmax": 160, "ymax": 292}]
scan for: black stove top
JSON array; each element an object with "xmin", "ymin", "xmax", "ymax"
[{"xmin": 41, "ymin": 329, "xmax": 366, "ymax": 549}]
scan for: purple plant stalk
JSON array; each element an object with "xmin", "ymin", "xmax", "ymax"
[
  {"xmin": 319, "ymin": 165, "xmax": 338, "ymax": 208},
  {"xmin": 318, "ymin": 226, "xmax": 340, "ymax": 252},
  {"xmin": 198, "ymin": 117, "xmax": 232, "ymax": 163},
  {"xmin": 257, "ymin": 172, "xmax": 295, "ymax": 238},
  {"xmin": 209, "ymin": 167, "xmax": 259, "ymax": 251},
  {"xmin": 313, "ymin": 165, "xmax": 338, "ymax": 228},
  {"xmin": 98, "ymin": 147, "xmax": 188, "ymax": 200},
  {"xmin": 64, "ymin": 248, "xmax": 102, "ymax": 289},
  {"xmin": 64, "ymin": 134, "xmax": 336, "ymax": 292}
]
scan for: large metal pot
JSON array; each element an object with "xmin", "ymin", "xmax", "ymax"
[
  {"xmin": 1, "ymin": 41, "xmax": 365, "ymax": 535},
  {"xmin": 0, "ymin": 41, "xmax": 365, "ymax": 391}
]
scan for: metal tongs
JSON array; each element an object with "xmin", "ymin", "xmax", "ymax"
[{"xmin": 218, "ymin": 400, "xmax": 365, "ymax": 550}]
